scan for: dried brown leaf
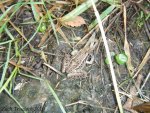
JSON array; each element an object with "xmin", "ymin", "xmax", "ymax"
[
  {"xmin": 132, "ymin": 102, "xmax": 150, "ymax": 113},
  {"xmin": 123, "ymin": 74, "xmax": 143, "ymax": 113},
  {"xmin": 124, "ymin": 38, "xmax": 134, "ymax": 74},
  {"xmin": 123, "ymin": 5, "xmax": 134, "ymax": 75},
  {"xmin": 64, "ymin": 16, "xmax": 86, "ymax": 27},
  {"xmin": 0, "ymin": 0, "xmax": 13, "ymax": 5},
  {"xmin": 9, "ymin": 60, "xmax": 32, "ymax": 72}
]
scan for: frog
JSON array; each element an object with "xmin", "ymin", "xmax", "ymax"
[{"xmin": 62, "ymin": 32, "xmax": 98, "ymax": 79}]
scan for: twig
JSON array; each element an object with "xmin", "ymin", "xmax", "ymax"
[
  {"xmin": 65, "ymin": 100, "xmax": 87, "ymax": 107},
  {"xmin": 90, "ymin": 0, "xmax": 123, "ymax": 113},
  {"xmin": 144, "ymin": 22, "xmax": 150, "ymax": 40},
  {"xmin": 133, "ymin": 48, "xmax": 150, "ymax": 78},
  {"xmin": 43, "ymin": 62, "xmax": 64, "ymax": 76},
  {"xmin": 123, "ymin": 74, "xmax": 143, "ymax": 113},
  {"xmin": 141, "ymin": 72, "xmax": 150, "ymax": 90}
]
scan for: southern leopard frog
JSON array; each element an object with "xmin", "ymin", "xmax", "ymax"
[{"xmin": 62, "ymin": 32, "xmax": 98, "ymax": 79}]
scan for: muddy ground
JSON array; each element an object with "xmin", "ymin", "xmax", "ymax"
[{"xmin": 0, "ymin": 1, "xmax": 149, "ymax": 113}]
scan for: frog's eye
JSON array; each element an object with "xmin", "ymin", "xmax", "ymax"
[{"xmin": 86, "ymin": 54, "xmax": 94, "ymax": 64}]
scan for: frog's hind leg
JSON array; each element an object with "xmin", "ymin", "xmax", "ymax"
[{"xmin": 67, "ymin": 70, "xmax": 88, "ymax": 79}]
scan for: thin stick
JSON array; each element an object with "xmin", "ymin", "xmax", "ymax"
[
  {"xmin": 90, "ymin": 0, "xmax": 123, "ymax": 112},
  {"xmin": 43, "ymin": 62, "xmax": 64, "ymax": 76},
  {"xmin": 133, "ymin": 48, "xmax": 150, "ymax": 78},
  {"xmin": 141, "ymin": 72, "xmax": 150, "ymax": 90}
]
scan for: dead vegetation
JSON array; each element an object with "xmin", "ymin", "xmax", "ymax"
[{"xmin": 0, "ymin": 0, "xmax": 150, "ymax": 113}]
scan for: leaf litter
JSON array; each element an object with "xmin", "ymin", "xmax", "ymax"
[
  {"xmin": 64, "ymin": 16, "xmax": 86, "ymax": 27},
  {"xmin": 0, "ymin": 0, "xmax": 150, "ymax": 113}
]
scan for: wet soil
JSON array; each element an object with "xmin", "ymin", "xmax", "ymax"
[{"xmin": 0, "ymin": 1, "xmax": 149, "ymax": 113}]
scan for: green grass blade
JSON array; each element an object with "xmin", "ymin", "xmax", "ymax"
[
  {"xmin": 60, "ymin": 0, "xmax": 98, "ymax": 22},
  {"xmin": 47, "ymin": 13, "xmax": 60, "ymax": 45},
  {"xmin": 4, "ymin": 88, "xmax": 27, "ymax": 113},
  {"xmin": 0, "ymin": 5, "xmax": 14, "ymax": 20},
  {"xmin": 19, "ymin": 72, "xmax": 66, "ymax": 113},
  {"xmin": 0, "ymin": 1, "xmax": 44, "ymax": 34},
  {"xmin": 0, "ymin": 42, "xmax": 12, "ymax": 87},
  {"xmin": 14, "ymin": 40, "xmax": 21, "ymax": 57},
  {"xmin": 102, "ymin": 0, "xmax": 120, "ymax": 5},
  {"xmin": 45, "ymin": 80, "xmax": 66, "ymax": 113},
  {"xmin": 0, "ymin": 67, "xmax": 18, "ymax": 93},
  {"xmin": 19, "ymin": 71, "xmax": 43, "ymax": 81},
  {"xmin": 19, "ymin": 18, "xmax": 43, "ymax": 51},
  {"xmin": 5, "ymin": 27, "xmax": 15, "ymax": 40},
  {"xmin": 0, "ymin": 2, "xmax": 23, "ymax": 34},
  {"xmin": 0, "ymin": 40, "xmax": 13, "ymax": 46},
  {"xmin": 30, "ymin": 0, "xmax": 40, "ymax": 21},
  {"xmin": 42, "ymin": 0, "xmax": 60, "ymax": 45},
  {"xmin": 9, "ymin": 79, "xmax": 13, "ymax": 93},
  {"xmin": 88, "ymin": 5, "xmax": 116, "ymax": 30}
]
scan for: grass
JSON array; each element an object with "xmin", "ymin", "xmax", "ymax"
[
  {"xmin": 5, "ymin": 88, "xmax": 27, "ymax": 113},
  {"xmin": 42, "ymin": 0, "xmax": 60, "ymax": 45},
  {"xmin": 88, "ymin": 5, "xmax": 116, "ymax": 30},
  {"xmin": 0, "ymin": 1, "xmax": 66, "ymax": 112},
  {"xmin": 1, "ymin": 0, "xmax": 119, "ymax": 112},
  {"xmin": 0, "ymin": 42, "xmax": 12, "ymax": 87},
  {"xmin": 0, "ymin": 2, "xmax": 23, "ymax": 34},
  {"xmin": 0, "ymin": 0, "xmax": 149, "ymax": 113},
  {"xmin": 60, "ymin": 0, "xmax": 98, "ymax": 22},
  {"xmin": 90, "ymin": 0, "xmax": 123, "ymax": 112},
  {"xmin": 20, "ymin": 17, "xmax": 43, "ymax": 51},
  {"xmin": 19, "ymin": 71, "xmax": 66, "ymax": 113}
]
